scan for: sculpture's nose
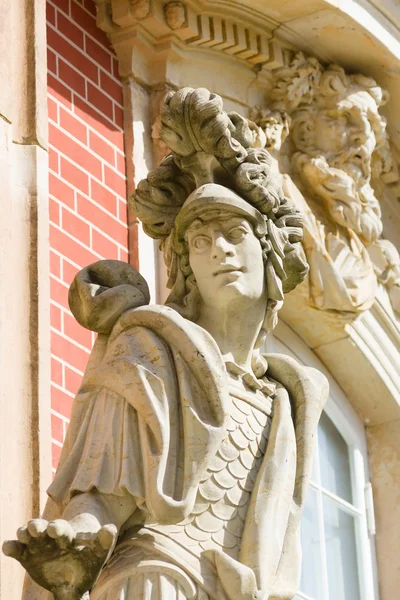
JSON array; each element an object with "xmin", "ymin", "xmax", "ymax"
[{"xmin": 211, "ymin": 232, "xmax": 234, "ymax": 260}]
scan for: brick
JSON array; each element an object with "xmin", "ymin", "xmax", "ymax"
[
  {"xmin": 60, "ymin": 156, "xmax": 89, "ymax": 194},
  {"xmin": 116, "ymin": 152, "xmax": 126, "ymax": 176},
  {"xmin": 50, "ymin": 224, "xmax": 98, "ymax": 267},
  {"xmin": 90, "ymin": 179, "xmax": 117, "ymax": 214},
  {"xmin": 47, "ymin": 2, "xmax": 56, "ymax": 25},
  {"xmin": 57, "ymin": 12, "xmax": 84, "ymax": 48},
  {"xmin": 65, "ymin": 365, "xmax": 83, "ymax": 396},
  {"xmin": 51, "ymin": 385, "xmax": 74, "ymax": 419},
  {"xmin": 84, "ymin": 0, "xmax": 97, "ymax": 17},
  {"xmin": 48, "ymin": 73, "xmax": 72, "ymax": 107},
  {"xmin": 62, "ymin": 259, "xmax": 79, "ymax": 286},
  {"xmin": 50, "ymin": 124, "xmax": 102, "ymax": 180},
  {"xmin": 60, "ymin": 107, "xmax": 87, "ymax": 144},
  {"xmin": 87, "ymin": 82, "xmax": 113, "ymax": 120},
  {"xmin": 71, "ymin": 1, "xmax": 108, "ymax": 46},
  {"xmin": 92, "ymin": 229, "xmax": 119, "ymax": 258},
  {"xmin": 49, "ymin": 148, "xmax": 59, "ymax": 173},
  {"xmin": 51, "ymin": 413, "xmax": 64, "ymax": 443},
  {"xmin": 48, "ymin": 96, "xmax": 58, "ymax": 123},
  {"xmin": 112, "ymin": 57, "xmax": 119, "ymax": 79},
  {"xmin": 52, "ymin": 0, "xmax": 70, "ymax": 15},
  {"xmin": 58, "ymin": 59, "xmax": 86, "ymax": 97},
  {"xmin": 47, "ymin": 48, "xmax": 57, "ymax": 74},
  {"xmin": 50, "ymin": 250, "xmax": 61, "ymax": 278},
  {"xmin": 62, "ymin": 208, "xmax": 90, "ymax": 245},
  {"xmin": 50, "ymin": 198, "xmax": 61, "ymax": 225},
  {"xmin": 89, "ymin": 130, "xmax": 114, "ymax": 165},
  {"xmin": 64, "ymin": 312, "xmax": 92, "ymax": 349},
  {"xmin": 77, "ymin": 194, "xmax": 128, "ymax": 245},
  {"xmin": 51, "ymin": 358, "xmax": 64, "ymax": 387},
  {"xmin": 119, "ymin": 248, "xmax": 129, "ymax": 262},
  {"xmin": 49, "ymin": 172, "xmax": 75, "ymax": 209},
  {"xmin": 114, "ymin": 104, "xmax": 124, "ymax": 129},
  {"xmin": 74, "ymin": 95, "xmax": 124, "ymax": 149},
  {"xmin": 50, "ymin": 303, "xmax": 62, "ymax": 331},
  {"xmin": 47, "ymin": 27, "xmax": 98, "ymax": 83},
  {"xmin": 85, "ymin": 37, "xmax": 111, "ymax": 72},
  {"xmin": 51, "ymin": 330, "xmax": 90, "ymax": 372},
  {"xmin": 100, "ymin": 71, "xmax": 123, "ymax": 104},
  {"xmin": 104, "ymin": 165, "xmax": 126, "ymax": 198},
  {"xmin": 130, "ymin": 241, "xmax": 139, "ymax": 270},
  {"xmin": 118, "ymin": 199, "xmax": 127, "ymax": 224},
  {"xmin": 50, "ymin": 276, "xmax": 69, "ymax": 309}
]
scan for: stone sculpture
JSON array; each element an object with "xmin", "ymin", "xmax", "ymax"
[
  {"xmin": 254, "ymin": 51, "xmax": 400, "ymax": 315},
  {"xmin": 3, "ymin": 87, "xmax": 328, "ymax": 600}
]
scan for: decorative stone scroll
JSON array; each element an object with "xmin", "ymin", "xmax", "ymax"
[
  {"xmin": 253, "ymin": 51, "xmax": 400, "ymax": 314},
  {"xmin": 3, "ymin": 88, "xmax": 328, "ymax": 600}
]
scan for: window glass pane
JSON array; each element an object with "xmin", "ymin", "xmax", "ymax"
[
  {"xmin": 300, "ymin": 487, "xmax": 324, "ymax": 599},
  {"xmin": 318, "ymin": 412, "xmax": 352, "ymax": 502},
  {"xmin": 323, "ymin": 495, "xmax": 361, "ymax": 600}
]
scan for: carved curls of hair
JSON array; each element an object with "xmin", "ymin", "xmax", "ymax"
[{"xmin": 132, "ymin": 87, "xmax": 308, "ymax": 309}]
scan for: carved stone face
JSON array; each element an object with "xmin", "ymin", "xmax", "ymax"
[{"xmin": 186, "ymin": 215, "xmax": 266, "ymax": 310}]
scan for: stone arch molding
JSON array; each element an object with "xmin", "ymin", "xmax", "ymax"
[{"xmin": 93, "ymin": 0, "xmax": 400, "ymax": 418}]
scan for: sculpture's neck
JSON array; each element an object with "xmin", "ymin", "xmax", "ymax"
[{"xmin": 196, "ymin": 298, "xmax": 266, "ymax": 373}]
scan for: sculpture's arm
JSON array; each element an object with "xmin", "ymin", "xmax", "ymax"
[
  {"xmin": 3, "ymin": 490, "xmax": 136, "ymax": 600},
  {"xmin": 62, "ymin": 489, "xmax": 137, "ymax": 534}
]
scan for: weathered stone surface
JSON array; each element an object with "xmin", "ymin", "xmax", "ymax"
[
  {"xmin": 3, "ymin": 88, "xmax": 327, "ymax": 600},
  {"xmin": 252, "ymin": 51, "xmax": 400, "ymax": 315}
]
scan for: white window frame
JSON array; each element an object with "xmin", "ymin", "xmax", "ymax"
[{"xmin": 266, "ymin": 320, "xmax": 380, "ymax": 600}]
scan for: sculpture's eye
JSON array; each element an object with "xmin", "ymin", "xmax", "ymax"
[
  {"xmin": 192, "ymin": 235, "xmax": 210, "ymax": 250},
  {"xmin": 228, "ymin": 227, "xmax": 247, "ymax": 241}
]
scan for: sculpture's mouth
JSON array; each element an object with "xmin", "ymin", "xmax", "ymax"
[{"xmin": 213, "ymin": 266, "xmax": 244, "ymax": 277}]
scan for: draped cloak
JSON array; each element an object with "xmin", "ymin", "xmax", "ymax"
[{"xmin": 27, "ymin": 305, "xmax": 328, "ymax": 600}]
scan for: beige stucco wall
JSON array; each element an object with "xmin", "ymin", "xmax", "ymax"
[
  {"xmin": 0, "ymin": 0, "xmax": 51, "ymax": 597},
  {"xmin": 368, "ymin": 418, "xmax": 400, "ymax": 598}
]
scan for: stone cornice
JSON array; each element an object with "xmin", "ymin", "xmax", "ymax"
[{"xmin": 95, "ymin": 0, "xmax": 286, "ymax": 75}]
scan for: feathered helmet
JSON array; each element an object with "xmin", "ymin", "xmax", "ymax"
[{"xmin": 132, "ymin": 87, "xmax": 308, "ymax": 330}]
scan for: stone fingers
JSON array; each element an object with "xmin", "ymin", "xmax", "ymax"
[
  {"xmin": 27, "ymin": 518, "xmax": 48, "ymax": 538},
  {"xmin": 97, "ymin": 524, "xmax": 117, "ymax": 550},
  {"xmin": 74, "ymin": 524, "xmax": 117, "ymax": 559},
  {"xmin": 2, "ymin": 540, "xmax": 25, "ymax": 561},
  {"xmin": 16, "ymin": 525, "xmax": 32, "ymax": 544},
  {"xmin": 47, "ymin": 519, "xmax": 74, "ymax": 549},
  {"xmin": 2, "ymin": 519, "xmax": 51, "ymax": 562}
]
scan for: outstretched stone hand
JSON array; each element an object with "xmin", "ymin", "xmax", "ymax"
[{"xmin": 2, "ymin": 518, "xmax": 117, "ymax": 600}]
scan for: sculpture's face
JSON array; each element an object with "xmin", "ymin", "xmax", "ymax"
[{"xmin": 186, "ymin": 215, "xmax": 266, "ymax": 310}]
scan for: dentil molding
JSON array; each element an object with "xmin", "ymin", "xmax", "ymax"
[{"xmin": 95, "ymin": 0, "xmax": 285, "ymax": 83}]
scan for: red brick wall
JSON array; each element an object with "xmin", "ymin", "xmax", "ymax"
[{"xmin": 47, "ymin": 0, "xmax": 128, "ymax": 472}]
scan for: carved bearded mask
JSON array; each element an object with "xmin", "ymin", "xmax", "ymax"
[{"xmin": 290, "ymin": 90, "xmax": 385, "ymax": 243}]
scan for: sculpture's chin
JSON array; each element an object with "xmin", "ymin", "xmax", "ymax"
[{"xmin": 207, "ymin": 284, "xmax": 266, "ymax": 312}]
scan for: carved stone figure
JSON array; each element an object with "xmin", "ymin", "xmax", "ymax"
[
  {"xmin": 254, "ymin": 51, "xmax": 400, "ymax": 314},
  {"xmin": 3, "ymin": 88, "xmax": 328, "ymax": 600}
]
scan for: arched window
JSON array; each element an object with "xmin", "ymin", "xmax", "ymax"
[{"xmin": 266, "ymin": 322, "xmax": 379, "ymax": 600}]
